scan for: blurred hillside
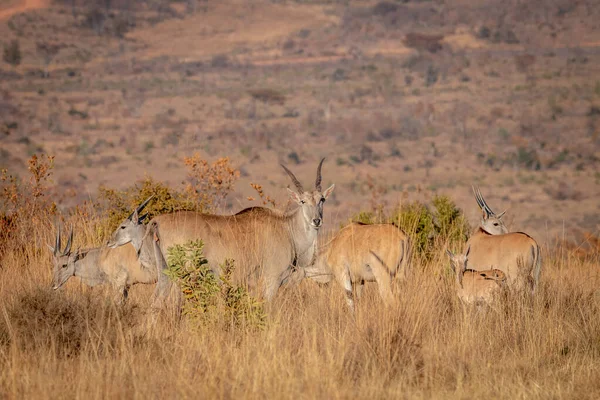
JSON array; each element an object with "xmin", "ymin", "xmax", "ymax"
[{"xmin": 1, "ymin": 0, "xmax": 600, "ymax": 244}]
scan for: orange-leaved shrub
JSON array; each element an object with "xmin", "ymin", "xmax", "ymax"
[{"xmin": 0, "ymin": 154, "xmax": 57, "ymax": 263}]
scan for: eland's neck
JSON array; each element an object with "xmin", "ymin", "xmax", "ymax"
[
  {"xmin": 476, "ymin": 226, "xmax": 492, "ymax": 236},
  {"xmin": 74, "ymin": 249, "xmax": 107, "ymax": 287},
  {"xmin": 286, "ymin": 207, "xmax": 319, "ymax": 258},
  {"xmin": 138, "ymin": 230, "xmax": 158, "ymax": 271},
  {"xmin": 130, "ymin": 225, "xmax": 147, "ymax": 254}
]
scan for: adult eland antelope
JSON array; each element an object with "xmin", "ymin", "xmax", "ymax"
[
  {"xmin": 303, "ymin": 222, "xmax": 412, "ymax": 312},
  {"xmin": 49, "ymin": 225, "xmax": 168, "ymax": 309},
  {"xmin": 446, "ymin": 247, "xmax": 506, "ymax": 305},
  {"xmin": 465, "ymin": 186, "xmax": 541, "ymax": 292},
  {"xmin": 107, "ymin": 159, "xmax": 335, "ymax": 301}
]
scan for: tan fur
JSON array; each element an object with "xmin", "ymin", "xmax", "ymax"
[
  {"xmin": 468, "ymin": 186, "xmax": 542, "ymax": 291},
  {"xmin": 447, "ymin": 250, "xmax": 506, "ymax": 304},
  {"xmin": 51, "ymin": 237, "xmax": 158, "ymax": 306},
  {"xmin": 465, "ymin": 228, "xmax": 541, "ymax": 292},
  {"xmin": 457, "ymin": 269, "xmax": 506, "ymax": 304},
  {"xmin": 307, "ymin": 223, "xmax": 411, "ymax": 311},
  {"xmin": 101, "ymin": 244, "xmax": 157, "ymax": 287},
  {"xmin": 152, "ymin": 209, "xmax": 297, "ymax": 297},
  {"xmin": 109, "ymin": 162, "xmax": 334, "ymax": 302}
]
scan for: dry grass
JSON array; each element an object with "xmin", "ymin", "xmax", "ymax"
[
  {"xmin": 1, "ymin": 211, "xmax": 600, "ymax": 398},
  {"xmin": 1, "ymin": 0, "xmax": 600, "ymax": 396}
]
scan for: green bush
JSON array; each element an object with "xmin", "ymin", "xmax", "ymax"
[
  {"xmin": 431, "ymin": 195, "xmax": 470, "ymax": 247},
  {"xmin": 164, "ymin": 240, "xmax": 266, "ymax": 330},
  {"xmin": 95, "ymin": 177, "xmax": 199, "ymax": 240},
  {"xmin": 349, "ymin": 195, "xmax": 470, "ymax": 261},
  {"xmin": 3, "ymin": 39, "xmax": 21, "ymax": 67},
  {"xmin": 392, "ymin": 201, "xmax": 434, "ymax": 258}
]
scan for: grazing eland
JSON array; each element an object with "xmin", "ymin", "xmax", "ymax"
[
  {"xmin": 302, "ymin": 222, "xmax": 412, "ymax": 312},
  {"xmin": 465, "ymin": 186, "xmax": 541, "ymax": 292},
  {"xmin": 107, "ymin": 159, "xmax": 335, "ymax": 301},
  {"xmin": 446, "ymin": 247, "xmax": 506, "ymax": 305},
  {"xmin": 49, "ymin": 224, "xmax": 168, "ymax": 309}
]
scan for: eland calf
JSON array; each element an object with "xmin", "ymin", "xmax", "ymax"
[
  {"xmin": 304, "ymin": 222, "xmax": 412, "ymax": 312},
  {"xmin": 446, "ymin": 247, "xmax": 506, "ymax": 305}
]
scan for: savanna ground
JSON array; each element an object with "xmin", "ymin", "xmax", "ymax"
[
  {"xmin": 1, "ymin": 0, "xmax": 600, "ymax": 398},
  {"xmin": 1, "ymin": 157, "xmax": 600, "ymax": 399}
]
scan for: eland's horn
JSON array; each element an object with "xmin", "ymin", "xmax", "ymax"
[
  {"xmin": 473, "ymin": 186, "xmax": 494, "ymax": 216},
  {"xmin": 54, "ymin": 224, "xmax": 61, "ymax": 256},
  {"xmin": 281, "ymin": 164, "xmax": 304, "ymax": 193},
  {"xmin": 476, "ymin": 186, "xmax": 495, "ymax": 216},
  {"xmin": 315, "ymin": 157, "xmax": 325, "ymax": 192},
  {"xmin": 63, "ymin": 226, "xmax": 73, "ymax": 255},
  {"xmin": 128, "ymin": 195, "xmax": 154, "ymax": 220}
]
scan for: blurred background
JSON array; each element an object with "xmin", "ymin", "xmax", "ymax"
[{"xmin": 1, "ymin": 0, "xmax": 599, "ymax": 247}]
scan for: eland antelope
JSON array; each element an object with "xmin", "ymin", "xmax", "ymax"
[
  {"xmin": 465, "ymin": 187, "xmax": 542, "ymax": 292},
  {"xmin": 107, "ymin": 159, "xmax": 335, "ymax": 301},
  {"xmin": 303, "ymin": 222, "xmax": 412, "ymax": 312},
  {"xmin": 446, "ymin": 247, "xmax": 506, "ymax": 305},
  {"xmin": 49, "ymin": 225, "xmax": 168, "ymax": 308}
]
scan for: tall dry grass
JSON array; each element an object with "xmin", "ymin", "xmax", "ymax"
[{"xmin": 1, "ymin": 157, "xmax": 600, "ymax": 399}]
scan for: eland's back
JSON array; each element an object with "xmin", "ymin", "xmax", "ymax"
[
  {"xmin": 467, "ymin": 229, "xmax": 540, "ymax": 291},
  {"xmin": 151, "ymin": 209, "xmax": 294, "ymax": 289}
]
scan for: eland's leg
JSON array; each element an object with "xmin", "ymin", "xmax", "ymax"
[
  {"xmin": 335, "ymin": 264, "xmax": 354, "ymax": 312},
  {"xmin": 354, "ymin": 279, "xmax": 365, "ymax": 300},
  {"xmin": 111, "ymin": 270, "xmax": 129, "ymax": 306},
  {"xmin": 367, "ymin": 254, "xmax": 395, "ymax": 307}
]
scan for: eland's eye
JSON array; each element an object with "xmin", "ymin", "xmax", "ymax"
[
  {"xmin": 300, "ymin": 200, "xmax": 306, "ymax": 204},
  {"xmin": 493, "ymin": 223, "xmax": 499, "ymax": 226},
  {"xmin": 62, "ymin": 264, "xmax": 68, "ymax": 269},
  {"xmin": 120, "ymin": 225, "xmax": 126, "ymax": 229}
]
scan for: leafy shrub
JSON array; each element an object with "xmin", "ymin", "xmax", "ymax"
[
  {"xmin": 96, "ymin": 176, "xmax": 199, "ymax": 240},
  {"xmin": 392, "ymin": 201, "xmax": 434, "ymax": 258},
  {"xmin": 211, "ymin": 54, "xmax": 229, "ymax": 68},
  {"xmin": 0, "ymin": 154, "xmax": 56, "ymax": 260},
  {"xmin": 164, "ymin": 240, "xmax": 266, "ymax": 330},
  {"xmin": 348, "ymin": 195, "xmax": 467, "ymax": 261},
  {"xmin": 403, "ymin": 33, "xmax": 444, "ymax": 53},
  {"xmin": 515, "ymin": 147, "xmax": 541, "ymax": 170},
  {"xmin": 183, "ymin": 155, "xmax": 240, "ymax": 211},
  {"xmin": 96, "ymin": 156, "xmax": 239, "ymax": 239},
  {"xmin": 83, "ymin": 8, "xmax": 106, "ymax": 35},
  {"xmin": 350, "ymin": 211, "xmax": 376, "ymax": 225},
  {"xmin": 372, "ymin": 1, "xmax": 398, "ymax": 16},
  {"xmin": 431, "ymin": 195, "xmax": 470, "ymax": 247},
  {"xmin": 392, "ymin": 195, "xmax": 469, "ymax": 260},
  {"xmin": 348, "ymin": 210, "xmax": 389, "ymax": 226},
  {"xmin": 248, "ymin": 89, "xmax": 286, "ymax": 105},
  {"xmin": 425, "ymin": 64, "xmax": 439, "ymax": 86},
  {"xmin": 3, "ymin": 39, "xmax": 21, "ymax": 67},
  {"xmin": 544, "ymin": 181, "xmax": 583, "ymax": 201}
]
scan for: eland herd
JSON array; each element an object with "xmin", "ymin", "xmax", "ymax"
[{"xmin": 49, "ymin": 159, "xmax": 541, "ymax": 313}]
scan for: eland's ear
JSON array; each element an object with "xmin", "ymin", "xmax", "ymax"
[
  {"xmin": 287, "ymin": 188, "xmax": 302, "ymax": 204},
  {"xmin": 465, "ymin": 245, "xmax": 471, "ymax": 258},
  {"xmin": 323, "ymin": 184, "xmax": 335, "ymax": 199},
  {"xmin": 131, "ymin": 209, "xmax": 140, "ymax": 224},
  {"xmin": 138, "ymin": 213, "xmax": 149, "ymax": 223},
  {"xmin": 497, "ymin": 210, "xmax": 506, "ymax": 219},
  {"xmin": 47, "ymin": 244, "xmax": 56, "ymax": 253},
  {"xmin": 481, "ymin": 208, "xmax": 488, "ymax": 221}
]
